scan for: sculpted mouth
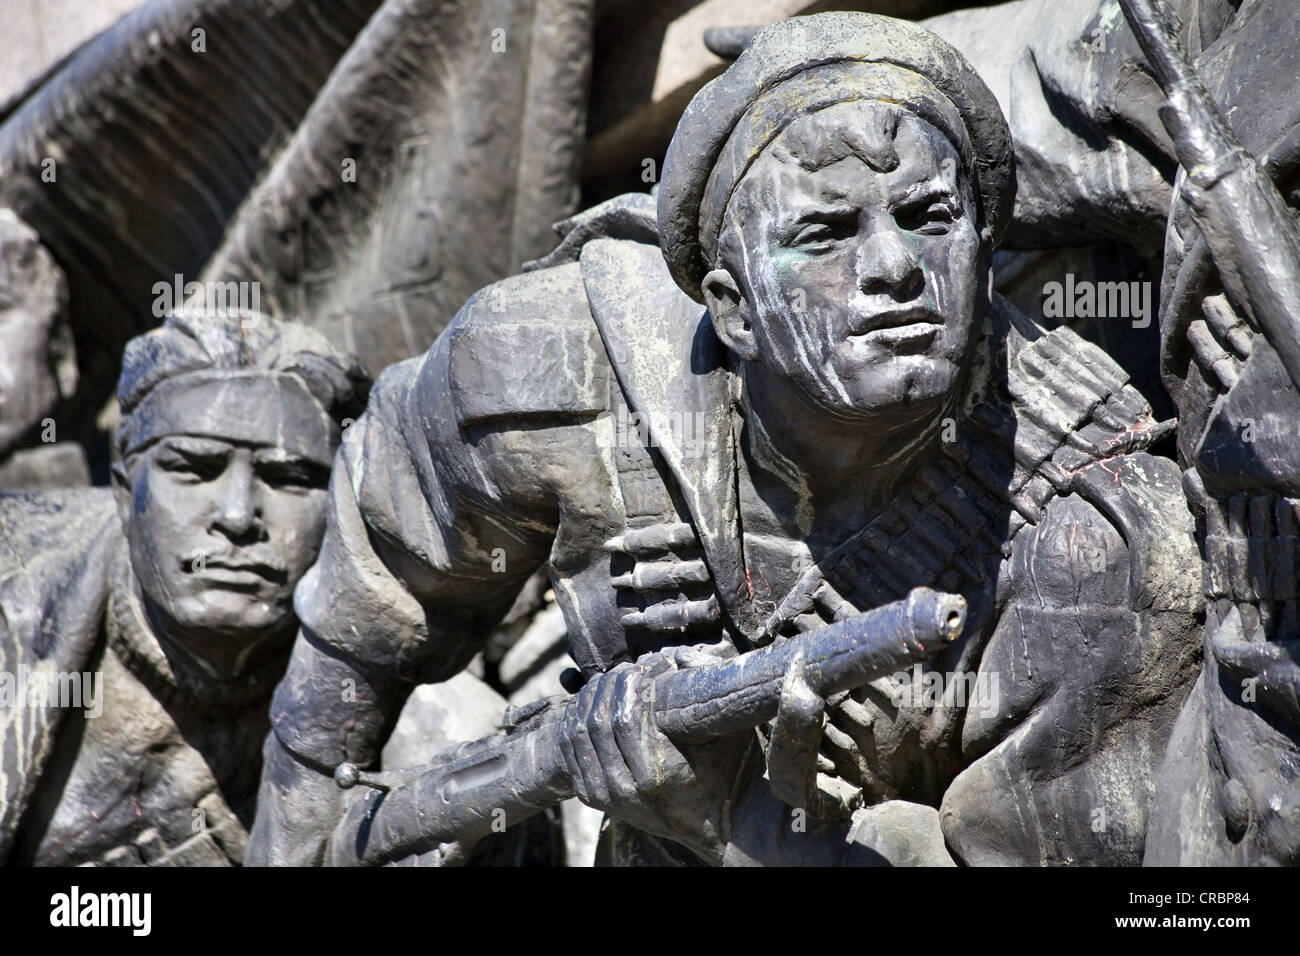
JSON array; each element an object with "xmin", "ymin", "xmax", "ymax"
[
  {"xmin": 847, "ymin": 308, "xmax": 941, "ymax": 352},
  {"xmin": 184, "ymin": 556, "xmax": 288, "ymax": 586},
  {"xmin": 847, "ymin": 306, "xmax": 938, "ymax": 336}
]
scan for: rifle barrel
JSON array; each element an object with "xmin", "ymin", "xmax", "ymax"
[
  {"xmin": 655, "ymin": 587, "xmax": 965, "ymax": 740},
  {"xmin": 334, "ymin": 587, "xmax": 965, "ymax": 864},
  {"xmin": 1119, "ymin": 0, "xmax": 1193, "ymax": 92}
]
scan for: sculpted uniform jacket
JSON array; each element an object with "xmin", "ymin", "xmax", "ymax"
[
  {"xmin": 269, "ymin": 212, "xmax": 1204, "ymax": 865},
  {"xmin": 0, "ymin": 489, "xmax": 117, "ymax": 861},
  {"xmin": 0, "ymin": 489, "xmax": 268, "ymax": 865}
]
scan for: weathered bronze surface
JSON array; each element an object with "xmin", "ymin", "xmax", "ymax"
[{"xmin": 1, "ymin": 0, "xmax": 1294, "ymax": 869}]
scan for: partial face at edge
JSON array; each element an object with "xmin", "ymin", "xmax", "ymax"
[
  {"xmin": 715, "ymin": 102, "xmax": 985, "ymax": 422},
  {"xmin": 0, "ymin": 248, "xmax": 63, "ymax": 455}
]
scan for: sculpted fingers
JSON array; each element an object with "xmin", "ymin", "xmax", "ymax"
[
  {"xmin": 1186, "ymin": 318, "xmax": 1240, "ymax": 391},
  {"xmin": 620, "ymin": 595, "xmax": 719, "ymax": 632},
  {"xmin": 556, "ymin": 706, "xmax": 589, "ymax": 806},
  {"xmin": 606, "ymin": 523, "xmax": 721, "ymax": 636},
  {"xmin": 559, "ymin": 681, "xmax": 612, "ymax": 810},
  {"xmin": 1202, "ymin": 293, "xmax": 1252, "ymax": 360},
  {"xmin": 612, "ymin": 559, "xmax": 710, "ymax": 590},
  {"xmin": 560, "ymin": 664, "xmax": 676, "ymax": 814},
  {"xmin": 584, "ymin": 668, "xmax": 641, "ymax": 806},
  {"xmin": 610, "ymin": 668, "xmax": 668, "ymax": 798},
  {"xmin": 812, "ymin": 580, "xmax": 858, "ymax": 623},
  {"xmin": 766, "ymin": 654, "xmax": 826, "ymax": 811},
  {"xmin": 1213, "ymin": 615, "xmax": 1300, "ymax": 729},
  {"xmin": 604, "ymin": 522, "xmax": 699, "ymax": 556},
  {"xmin": 820, "ymin": 687, "xmax": 885, "ymax": 789}
]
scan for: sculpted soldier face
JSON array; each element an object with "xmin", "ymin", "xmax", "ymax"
[
  {"xmin": 706, "ymin": 101, "xmax": 983, "ymax": 423},
  {"xmin": 115, "ymin": 378, "xmax": 333, "ymax": 674}
]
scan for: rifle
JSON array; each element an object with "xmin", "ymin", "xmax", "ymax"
[
  {"xmin": 328, "ymin": 587, "xmax": 966, "ymax": 866},
  {"xmin": 1118, "ymin": 0, "xmax": 1300, "ymax": 391}
]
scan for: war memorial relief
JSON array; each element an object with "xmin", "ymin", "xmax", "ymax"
[{"xmin": 0, "ymin": 0, "xmax": 1294, "ymax": 893}]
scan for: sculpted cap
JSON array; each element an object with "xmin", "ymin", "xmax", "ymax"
[
  {"xmin": 657, "ymin": 12, "xmax": 1015, "ymax": 302},
  {"xmin": 115, "ymin": 310, "xmax": 370, "ymax": 460}
]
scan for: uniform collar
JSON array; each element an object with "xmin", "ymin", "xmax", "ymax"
[{"xmin": 579, "ymin": 237, "xmax": 764, "ymax": 644}]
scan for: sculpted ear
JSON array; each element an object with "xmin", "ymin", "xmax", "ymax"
[
  {"xmin": 701, "ymin": 268, "xmax": 758, "ymax": 362},
  {"xmin": 49, "ymin": 320, "xmax": 79, "ymax": 400},
  {"xmin": 111, "ymin": 458, "xmax": 134, "ymax": 528}
]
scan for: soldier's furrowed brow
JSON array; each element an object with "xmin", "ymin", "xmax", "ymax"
[
  {"xmin": 254, "ymin": 447, "xmax": 332, "ymax": 469},
  {"xmin": 892, "ymin": 180, "xmax": 956, "ymax": 206},
  {"xmin": 159, "ymin": 436, "xmax": 235, "ymax": 457},
  {"xmin": 254, "ymin": 452, "xmax": 331, "ymax": 489},
  {"xmin": 779, "ymin": 202, "xmax": 857, "ymax": 226}
]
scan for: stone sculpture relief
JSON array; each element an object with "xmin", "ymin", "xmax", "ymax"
[
  {"xmin": 0, "ymin": 209, "xmax": 86, "ymax": 490},
  {"xmin": 0, "ymin": 0, "xmax": 1295, "ymax": 870},
  {"xmin": 925, "ymin": 0, "xmax": 1300, "ymax": 867},
  {"xmin": 247, "ymin": 12, "xmax": 1205, "ymax": 867},
  {"xmin": 0, "ymin": 311, "xmax": 368, "ymax": 865},
  {"xmin": 0, "ymin": 0, "xmax": 593, "ymax": 474}
]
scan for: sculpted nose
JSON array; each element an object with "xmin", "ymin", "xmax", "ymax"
[
  {"xmin": 856, "ymin": 229, "xmax": 924, "ymax": 299},
  {"xmin": 212, "ymin": 460, "xmax": 263, "ymax": 542}
]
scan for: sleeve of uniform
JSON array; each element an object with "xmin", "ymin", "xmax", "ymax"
[
  {"xmin": 266, "ymin": 262, "xmax": 603, "ymax": 778},
  {"xmin": 924, "ymin": 0, "xmax": 1230, "ymax": 249},
  {"xmin": 939, "ymin": 452, "xmax": 1204, "ymax": 865}
]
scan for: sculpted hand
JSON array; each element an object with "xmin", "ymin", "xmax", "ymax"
[
  {"xmin": 1206, "ymin": 495, "xmax": 1300, "ymax": 730},
  {"xmin": 764, "ymin": 652, "xmax": 857, "ymax": 820},
  {"xmin": 1211, "ymin": 606, "xmax": 1300, "ymax": 732},
  {"xmin": 558, "ymin": 643, "xmax": 855, "ymax": 861},
  {"xmin": 606, "ymin": 523, "xmax": 722, "ymax": 635},
  {"xmin": 556, "ymin": 645, "xmax": 753, "ymax": 863}
]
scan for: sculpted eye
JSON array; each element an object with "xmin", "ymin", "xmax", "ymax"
[
  {"xmin": 895, "ymin": 198, "xmax": 958, "ymax": 235},
  {"xmin": 258, "ymin": 461, "xmax": 329, "ymax": 491},
  {"xmin": 158, "ymin": 453, "xmax": 224, "ymax": 482},
  {"xmin": 792, "ymin": 223, "xmax": 833, "ymax": 246},
  {"xmin": 787, "ymin": 215, "xmax": 855, "ymax": 251}
]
